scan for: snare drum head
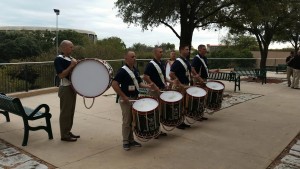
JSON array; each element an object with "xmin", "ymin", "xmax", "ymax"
[
  {"xmin": 206, "ymin": 81, "xmax": 224, "ymax": 90},
  {"xmin": 160, "ymin": 91, "xmax": 183, "ymax": 102},
  {"xmin": 186, "ymin": 86, "xmax": 206, "ymax": 97},
  {"xmin": 71, "ymin": 59, "xmax": 111, "ymax": 97},
  {"xmin": 132, "ymin": 98, "xmax": 158, "ymax": 112}
]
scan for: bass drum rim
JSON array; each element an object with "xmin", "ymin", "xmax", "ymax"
[{"xmin": 70, "ymin": 58, "xmax": 113, "ymax": 98}]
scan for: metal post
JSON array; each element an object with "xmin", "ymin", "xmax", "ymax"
[{"xmin": 53, "ymin": 9, "xmax": 60, "ymax": 56}]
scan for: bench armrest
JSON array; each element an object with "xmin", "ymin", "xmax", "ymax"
[{"xmin": 28, "ymin": 104, "xmax": 50, "ymax": 118}]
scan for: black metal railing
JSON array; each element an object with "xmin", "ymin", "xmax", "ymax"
[{"xmin": 0, "ymin": 57, "xmax": 285, "ymax": 94}]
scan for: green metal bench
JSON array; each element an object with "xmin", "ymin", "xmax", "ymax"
[
  {"xmin": 276, "ymin": 64, "xmax": 287, "ymax": 74},
  {"xmin": 0, "ymin": 93, "xmax": 53, "ymax": 146},
  {"xmin": 234, "ymin": 68, "xmax": 267, "ymax": 84},
  {"xmin": 207, "ymin": 72, "xmax": 240, "ymax": 91}
]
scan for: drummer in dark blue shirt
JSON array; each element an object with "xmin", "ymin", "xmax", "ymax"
[
  {"xmin": 143, "ymin": 47, "xmax": 171, "ymax": 138},
  {"xmin": 191, "ymin": 44, "xmax": 214, "ymax": 121},
  {"xmin": 169, "ymin": 44, "xmax": 203, "ymax": 129},
  {"xmin": 112, "ymin": 51, "xmax": 152, "ymax": 151}
]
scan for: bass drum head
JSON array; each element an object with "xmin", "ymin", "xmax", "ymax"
[
  {"xmin": 71, "ymin": 59, "xmax": 110, "ymax": 98},
  {"xmin": 132, "ymin": 98, "xmax": 158, "ymax": 112},
  {"xmin": 160, "ymin": 90, "xmax": 183, "ymax": 102},
  {"xmin": 206, "ymin": 81, "xmax": 224, "ymax": 91},
  {"xmin": 186, "ymin": 86, "xmax": 206, "ymax": 97}
]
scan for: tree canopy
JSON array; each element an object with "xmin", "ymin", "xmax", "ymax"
[
  {"xmin": 220, "ymin": 0, "xmax": 298, "ymax": 67},
  {"xmin": 115, "ymin": 0, "xmax": 233, "ymax": 47}
]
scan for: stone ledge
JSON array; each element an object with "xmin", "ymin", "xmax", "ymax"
[{"xmin": 7, "ymin": 87, "xmax": 58, "ymax": 99}]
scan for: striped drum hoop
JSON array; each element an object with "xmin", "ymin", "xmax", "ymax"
[
  {"xmin": 159, "ymin": 90, "xmax": 184, "ymax": 128},
  {"xmin": 185, "ymin": 86, "xmax": 207, "ymax": 120},
  {"xmin": 205, "ymin": 81, "xmax": 224, "ymax": 111},
  {"xmin": 132, "ymin": 97, "xmax": 160, "ymax": 140}
]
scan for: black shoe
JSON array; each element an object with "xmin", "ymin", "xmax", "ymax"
[
  {"xmin": 61, "ymin": 137, "xmax": 77, "ymax": 142},
  {"xmin": 201, "ymin": 117, "xmax": 208, "ymax": 120},
  {"xmin": 176, "ymin": 124, "xmax": 185, "ymax": 130},
  {"xmin": 197, "ymin": 118, "xmax": 203, "ymax": 121},
  {"xmin": 183, "ymin": 123, "xmax": 191, "ymax": 128},
  {"xmin": 155, "ymin": 132, "xmax": 167, "ymax": 139},
  {"xmin": 130, "ymin": 141, "xmax": 142, "ymax": 147},
  {"xmin": 69, "ymin": 132, "xmax": 80, "ymax": 138},
  {"xmin": 123, "ymin": 143, "xmax": 130, "ymax": 151},
  {"xmin": 160, "ymin": 132, "xmax": 167, "ymax": 136}
]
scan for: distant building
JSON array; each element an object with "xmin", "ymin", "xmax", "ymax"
[
  {"xmin": 206, "ymin": 44, "xmax": 289, "ymax": 66},
  {"xmin": 206, "ymin": 44, "xmax": 226, "ymax": 52},
  {"xmin": 251, "ymin": 51, "xmax": 288, "ymax": 66},
  {"xmin": 0, "ymin": 26, "xmax": 97, "ymax": 42}
]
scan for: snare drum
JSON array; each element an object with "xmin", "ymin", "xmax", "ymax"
[
  {"xmin": 185, "ymin": 86, "xmax": 207, "ymax": 120},
  {"xmin": 132, "ymin": 97, "xmax": 160, "ymax": 139},
  {"xmin": 159, "ymin": 90, "xmax": 184, "ymax": 127},
  {"xmin": 205, "ymin": 81, "xmax": 224, "ymax": 110},
  {"xmin": 71, "ymin": 59, "xmax": 113, "ymax": 108}
]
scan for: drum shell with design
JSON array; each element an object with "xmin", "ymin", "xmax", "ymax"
[
  {"xmin": 159, "ymin": 90, "xmax": 184, "ymax": 127},
  {"xmin": 185, "ymin": 86, "xmax": 207, "ymax": 119},
  {"xmin": 205, "ymin": 81, "xmax": 225, "ymax": 110},
  {"xmin": 132, "ymin": 97, "xmax": 160, "ymax": 139},
  {"xmin": 70, "ymin": 58, "xmax": 113, "ymax": 98}
]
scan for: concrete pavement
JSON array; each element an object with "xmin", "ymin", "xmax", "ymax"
[{"xmin": 0, "ymin": 75, "xmax": 300, "ymax": 169}]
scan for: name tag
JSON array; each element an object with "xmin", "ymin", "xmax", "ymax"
[{"xmin": 128, "ymin": 85, "xmax": 135, "ymax": 91}]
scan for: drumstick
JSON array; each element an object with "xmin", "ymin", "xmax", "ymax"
[{"xmin": 120, "ymin": 99, "xmax": 138, "ymax": 103}]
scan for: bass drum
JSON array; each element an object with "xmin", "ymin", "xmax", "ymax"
[
  {"xmin": 71, "ymin": 58, "xmax": 113, "ymax": 108},
  {"xmin": 71, "ymin": 58, "xmax": 113, "ymax": 97}
]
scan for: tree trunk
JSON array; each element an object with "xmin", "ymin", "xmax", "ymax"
[
  {"xmin": 260, "ymin": 47, "xmax": 268, "ymax": 69},
  {"xmin": 255, "ymin": 33, "xmax": 270, "ymax": 69},
  {"xmin": 179, "ymin": 0, "xmax": 195, "ymax": 59}
]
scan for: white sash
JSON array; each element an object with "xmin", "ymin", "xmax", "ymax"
[
  {"xmin": 122, "ymin": 66, "xmax": 139, "ymax": 91},
  {"xmin": 196, "ymin": 55, "xmax": 208, "ymax": 75},
  {"xmin": 176, "ymin": 58, "xmax": 190, "ymax": 81},
  {"xmin": 150, "ymin": 60, "xmax": 165, "ymax": 84}
]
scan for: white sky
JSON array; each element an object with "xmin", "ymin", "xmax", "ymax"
[{"xmin": 0, "ymin": 0, "xmax": 291, "ymax": 49}]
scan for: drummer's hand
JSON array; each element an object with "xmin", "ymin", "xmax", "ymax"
[
  {"xmin": 70, "ymin": 59, "xmax": 77, "ymax": 68},
  {"xmin": 121, "ymin": 96, "xmax": 130, "ymax": 104},
  {"xmin": 146, "ymin": 83, "xmax": 153, "ymax": 89},
  {"xmin": 154, "ymin": 85, "xmax": 160, "ymax": 92},
  {"xmin": 198, "ymin": 77, "xmax": 205, "ymax": 84},
  {"xmin": 173, "ymin": 79, "xmax": 180, "ymax": 85},
  {"xmin": 164, "ymin": 84, "xmax": 169, "ymax": 89}
]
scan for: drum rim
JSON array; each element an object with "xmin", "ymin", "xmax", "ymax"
[
  {"xmin": 205, "ymin": 80, "xmax": 225, "ymax": 91},
  {"xmin": 186, "ymin": 86, "xmax": 207, "ymax": 97},
  {"xmin": 70, "ymin": 58, "xmax": 112, "ymax": 98},
  {"xmin": 159, "ymin": 90, "xmax": 183, "ymax": 103},
  {"xmin": 132, "ymin": 96, "xmax": 159, "ymax": 115}
]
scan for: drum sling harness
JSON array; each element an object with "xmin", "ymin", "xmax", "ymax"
[
  {"xmin": 122, "ymin": 66, "xmax": 139, "ymax": 91},
  {"xmin": 57, "ymin": 55, "xmax": 72, "ymax": 86},
  {"xmin": 176, "ymin": 58, "xmax": 191, "ymax": 82},
  {"xmin": 196, "ymin": 55, "xmax": 208, "ymax": 76},
  {"xmin": 150, "ymin": 60, "xmax": 165, "ymax": 85}
]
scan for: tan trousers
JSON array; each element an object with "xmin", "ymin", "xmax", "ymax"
[
  {"xmin": 287, "ymin": 66, "xmax": 293, "ymax": 87},
  {"xmin": 291, "ymin": 69, "xmax": 300, "ymax": 88},
  {"xmin": 58, "ymin": 86, "xmax": 77, "ymax": 138},
  {"xmin": 119, "ymin": 97, "xmax": 137, "ymax": 144}
]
